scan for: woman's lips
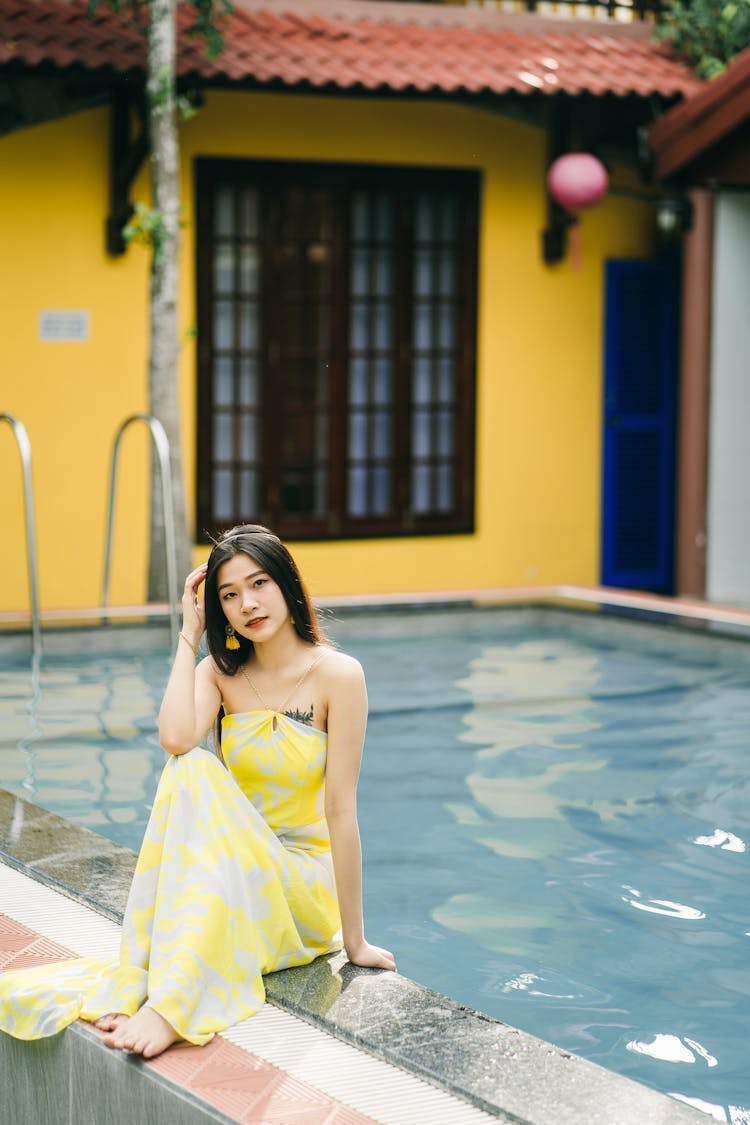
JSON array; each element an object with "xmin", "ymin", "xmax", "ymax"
[{"xmin": 247, "ymin": 617, "xmax": 266, "ymax": 629}]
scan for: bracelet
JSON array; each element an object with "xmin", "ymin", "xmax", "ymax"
[{"xmin": 178, "ymin": 631, "xmax": 199, "ymax": 658}]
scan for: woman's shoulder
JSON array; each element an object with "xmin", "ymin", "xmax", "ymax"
[{"xmin": 317, "ymin": 646, "xmax": 364, "ymax": 685}]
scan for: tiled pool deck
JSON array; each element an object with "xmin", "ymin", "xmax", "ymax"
[{"xmin": 3, "ymin": 585, "xmax": 744, "ymax": 1124}]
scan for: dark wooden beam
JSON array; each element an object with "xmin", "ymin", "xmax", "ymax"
[
  {"xmin": 542, "ymin": 100, "xmax": 576, "ymax": 265},
  {"xmin": 107, "ymin": 85, "xmax": 148, "ymax": 256}
]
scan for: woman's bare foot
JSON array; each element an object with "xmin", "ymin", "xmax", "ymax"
[
  {"xmin": 103, "ymin": 1006, "xmax": 183, "ymax": 1058},
  {"xmin": 94, "ymin": 1012, "xmax": 129, "ymax": 1032}
]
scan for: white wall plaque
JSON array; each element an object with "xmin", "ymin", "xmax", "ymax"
[{"xmin": 39, "ymin": 310, "xmax": 90, "ymax": 342}]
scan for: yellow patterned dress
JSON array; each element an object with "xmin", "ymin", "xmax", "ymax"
[{"xmin": 0, "ymin": 711, "xmax": 342, "ymax": 1043}]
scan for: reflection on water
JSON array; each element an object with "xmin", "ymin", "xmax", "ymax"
[
  {"xmin": 0, "ymin": 651, "xmax": 170, "ymax": 846},
  {"xmin": 628, "ymin": 1033, "xmax": 718, "ymax": 1067},
  {"xmin": 3, "ymin": 610, "xmax": 750, "ymax": 1118},
  {"xmin": 357, "ymin": 621, "xmax": 750, "ymax": 1121}
]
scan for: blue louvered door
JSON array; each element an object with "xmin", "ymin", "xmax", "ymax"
[{"xmin": 601, "ymin": 254, "xmax": 680, "ymax": 593}]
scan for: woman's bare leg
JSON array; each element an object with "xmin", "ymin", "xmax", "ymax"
[{"xmin": 103, "ymin": 1006, "xmax": 184, "ymax": 1058}]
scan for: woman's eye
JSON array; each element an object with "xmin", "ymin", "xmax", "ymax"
[
  {"xmin": 254, "ymin": 578, "xmax": 267, "ymax": 588},
  {"xmin": 222, "ymin": 592, "xmax": 236, "ymax": 600}
]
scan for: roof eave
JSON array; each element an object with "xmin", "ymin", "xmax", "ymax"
[{"xmin": 649, "ymin": 47, "xmax": 750, "ymax": 182}]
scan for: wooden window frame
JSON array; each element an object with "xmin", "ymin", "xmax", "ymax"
[{"xmin": 195, "ymin": 158, "xmax": 479, "ymax": 543}]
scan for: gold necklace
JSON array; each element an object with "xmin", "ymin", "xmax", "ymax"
[{"xmin": 242, "ymin": 649, "xmax": 328, "ymax": 728}]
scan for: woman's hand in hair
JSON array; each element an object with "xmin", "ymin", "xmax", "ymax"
[
  {"xmin": 181, "ymin": 563, "xmax": 208, "ymax": 646},
  {"xmin": 345, "ymin": 939, "xmax": 397, "ymax": 973}
]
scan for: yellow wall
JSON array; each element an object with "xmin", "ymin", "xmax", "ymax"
[{"xmin": 0, "ymin": 91, "xmax": 655, "ymax": 612}]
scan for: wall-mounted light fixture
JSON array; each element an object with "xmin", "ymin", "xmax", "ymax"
[{"xmin": 655, "ymin": 196, "xmax": 694, "ymax": 237}]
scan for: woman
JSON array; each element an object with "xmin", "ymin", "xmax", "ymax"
[{"xmin": 0, "ymin": 524, "xmax": 395, "ymax": 1058}]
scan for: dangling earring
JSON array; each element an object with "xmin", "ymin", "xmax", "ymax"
[
  {"xmin": 290, "ymin": 615, "xmax": 296, "ymax": 626},
  {"xmin": 225, "ymin": 624, "xmax": 240, "ymax": 650}
]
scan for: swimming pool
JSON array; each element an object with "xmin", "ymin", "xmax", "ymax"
[{"xmin": 2, "ymin": 606, "xmax": 749, "ymax": 1121}]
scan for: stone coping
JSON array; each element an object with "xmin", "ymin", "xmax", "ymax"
[
  {"xmin": 3, "ymin": 582, "xmax": 750, "ymax": 634},
  {"xmin": 0, "ymin": 789, "xmax": 705, "ymax": 1125}
]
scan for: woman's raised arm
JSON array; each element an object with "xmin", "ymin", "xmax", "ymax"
[
  {"xmin": 324, "ymin": 654, "xmax": 396, "ymax": 972},
  {"xmin": 158, "ymin": 564, "xmax": 222, "ymax": 755}
]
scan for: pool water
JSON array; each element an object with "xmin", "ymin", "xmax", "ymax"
[{"xmin": 2, "ymin": 607, "xmax": 749, "ymax": 1122}]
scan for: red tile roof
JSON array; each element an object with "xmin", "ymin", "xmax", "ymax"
[{"xmin": 0, "ymin": 0, "xmax": 700, "ymax": 100}]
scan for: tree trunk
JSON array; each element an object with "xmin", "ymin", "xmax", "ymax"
[{"xmin": 146, "ymin": 0, "xmax": 192, "ymax": 601}]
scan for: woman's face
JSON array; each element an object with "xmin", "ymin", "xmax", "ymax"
[{"xmin": 216, "ymin": 552, "xmax": 291, "ymax": 644}]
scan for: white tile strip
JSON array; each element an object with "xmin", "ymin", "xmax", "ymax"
[
  {"xmin": 0, "ymin": 862, "xmax": 499, "ymax": 1125},
  {"xmin": 224, "ymin": 1005, "xmax": 497, "ymax": 1124}
]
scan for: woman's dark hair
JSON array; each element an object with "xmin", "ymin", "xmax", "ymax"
[{"xmin": 204, "ymin": 524, "xmax": 324, "ymax": 677}]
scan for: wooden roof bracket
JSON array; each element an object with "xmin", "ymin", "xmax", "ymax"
[
  {"xmin": 107, "ymin": 84, "xmax": 148, "ymax": 256},
  {"xmin": 542, "ymin": 99, "xmax": 576, "ymax": 265}
]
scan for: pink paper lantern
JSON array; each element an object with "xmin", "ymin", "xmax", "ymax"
[{"xmin": 547, "ymin": 153, "xmax": 608, "ymax": 213}]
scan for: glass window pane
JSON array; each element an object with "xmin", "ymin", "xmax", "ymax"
[
  {"xmin": 314, "ymin": 468, "xmax": 327, "ymax": 516},
  {"xmin": 373, "ymin": 358, "xmax": 392, "ymax": 406},
  {"xmin": 373, "ymin": 466, "xmax": 391, "ymax": 515},
  {"xmin": 214, "ymin": 300, "xmax": 234, "ymax": 350},
  {"xmin": 239, "ymin": 302, "xmax": 258, "ymax": 350},
  {"xmin": 413, "ymin": 409, "xmax": 432, "ymax": 458},
  {"xmin": 439, "ymin": 252, "xmax": 457, "ymax": 297},
  {"xmin": 374, "ymin": 194, "xmax": 394, "ymax": 242},
  {"xmin": 214, "ymin": 242, "xmax": 234, "ymax": 295},
  {"xmin": 214, "ymin": 185, "xmax": 234, "ymax": 237},
  {"xmin": 315, "ymin": 411, "xmax": 328, "ymax": 458},
  {"xmin": 438, "ymin": 357, "xmax": 454, "ymax": 403},
  {"xmin": 415, "ymin": 250, "xmax": 434, "ymax": 297},
  {"xmin": 213, "ymin": 413, "xmax": 234, "ymax": 459},
  {"xmin": 436, "ymin": 463, "xmax": 454, "ymax": 513},
  {"xmin": 348, "ymin": 410, "xmax": 369, "ymax": 459},
  {"xmin": 239, "ymin": 244, "xmax": 259, "ymax": 295},
  {"xmin": 375, "ymin": 302, "xmax": 393, "ymax": 349},
  {"xmin": 238, "ymin": 189, "xmax": 258, "ymax": 238},
  {"xmin": 415, "ymin": 194, "xmax": 435, "ymax": 242},
  {"xmin": 374, "ymin": 251, "xmax": 393, "ymax": 297},
  {"xmin": 238, "ymin": 359, "xmax": 258, "ymax": 406},
  {"xmin": 351, "ymin": 301, "xmax": 369, "ymax": 351},
  {"xmin": 316, "ymin": 361, "xmax": 330, "ymax": 407},
  {"xmin": 412, "ymin": 464, "xmax": 431, "ymax": 514},
  {"xmin": 440, "ymin": 197, "xmax": 457, "ymax": 242},
  {"xmin": 373, "ymin": 411, "xmax": 392, "ymax": 458},
  {"xmin": 413, "ymin": 304, "xmax": 433, "ymax": 352},
  {"xmin": 213, "ymin": 469, "xmax": 233, "ymax": 520},
  {"xmin": 239, "ymin": 416, "xmax": 257, "ymax": 462},
  {"xmin": 347, "ymin": 466, "xmax": 368, "ymax": 516},
  {"xmin": 437, "ymin": 409, "xmax": 454, "ymax": 457},
  {"xmin": 239, "ymin": 469, "xmax": 258, "ymax": 516},
  {"xmin": 413, "ymin": 357, "xmax": 432, "ymax": 405},
  {"xmin": 438, "ymin": 305, "xmax": 455, "ymax": 349},
  {"xmin": 351, "ymin": 249, "xmax": 370, "ymax": 297},
  {"xmin": 351, "ymin": 194, "xmax": 369, "ymax": 242},
  {"xmin": 213, "ymin": 358, "xmax": 233, "ymax": 406},
  {"xmin": 349, "ymin": 358, "xmax": 368, "ymax": 406}
]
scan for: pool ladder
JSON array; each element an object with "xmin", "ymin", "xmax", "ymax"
[
  {"xmin": 0, "ymin": 414, "xmax": 41, "ymax": 660},
  {"xmin": 101, "ymin": 414, "xmax": 180, "ymax": 638},
  {"xmin": 2, "ymin": 412, "xmax": 180, "ymax": 655}
]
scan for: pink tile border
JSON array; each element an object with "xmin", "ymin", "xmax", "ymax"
[{"xmin": 0, "ymin": 914, "xmax": 378, "ymax": 1125}]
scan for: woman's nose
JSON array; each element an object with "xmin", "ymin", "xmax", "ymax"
[{"xmin": 242, "ymin": 589, "xmax": 259, "ymax": 611}]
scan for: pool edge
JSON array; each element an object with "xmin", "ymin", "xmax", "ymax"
[{"xmin": 0, "ymin": 789, "xmax": 706, "ymax": 1125}]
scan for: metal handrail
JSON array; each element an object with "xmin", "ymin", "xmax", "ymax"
[
  {"xmin": 1, "ymin": 414, "xmax": 42, "ymax": 660},
  {"xmin": 102, "ymin": 414, "xmax": 180, "ymax": 637}
]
